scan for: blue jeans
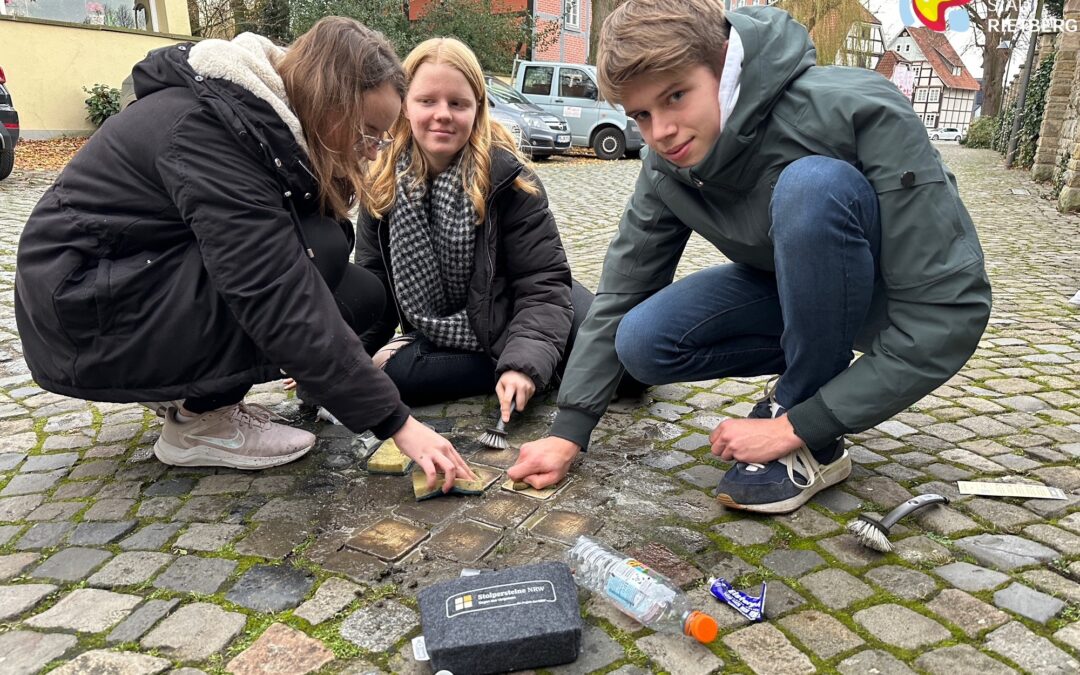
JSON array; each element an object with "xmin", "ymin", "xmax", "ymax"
[{"xmin": 615, "ymin": 156, "xmax": 881, "ymax": 449}]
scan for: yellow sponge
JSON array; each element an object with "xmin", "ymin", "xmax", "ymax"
[
  {"xmin": 500, "ymin": 477, "xmax": 568, "ymax": 500},
  {"xmin": 366, "ymin": 438, "xmax": 415, "ymax": 475},
  {"xmin": 412, "ymin": 465, "xmax": 497, "ymax": 500}
]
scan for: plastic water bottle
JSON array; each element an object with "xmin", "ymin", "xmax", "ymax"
[{"xmin": 566, "ymin": 535, "xmax": 718, "ymax": 643}]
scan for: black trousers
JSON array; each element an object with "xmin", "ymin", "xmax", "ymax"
[
  {"xmin": 184, "ymin": 215, "xmax": 385, "ymax": 413},
  {"xmin": 381, "ymin": 280, "xmax": 645, "ymax": 408}
]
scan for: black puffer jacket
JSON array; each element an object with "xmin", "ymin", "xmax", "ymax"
[
  {"xmin": 14, "ymin": 40, "xmax": 410, "ymax": 438},
  {"xmin": 355, "ymin": 149, "xmax": 573, "ymax": 389}
]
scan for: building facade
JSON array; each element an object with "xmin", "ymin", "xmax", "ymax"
[
  {"xmin": 410, "ymin": 0, "xmax": 591, "ymax": 64},
  {"xmin": 0, "ymin": 0, "xmax": 191, "ymax": 137},
  {"xmin": 878, "ymin": 26, "xmax": 979, "ymax": 133}
]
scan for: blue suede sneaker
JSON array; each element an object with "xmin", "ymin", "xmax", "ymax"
[{"xmin": 714, "ymin": 389, "xmax": 850, "ymax": 514}]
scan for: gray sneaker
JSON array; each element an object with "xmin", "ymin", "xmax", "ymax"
[{"xmin": 154, "ymin": 403, "xmax": 315, "ymax": 470}]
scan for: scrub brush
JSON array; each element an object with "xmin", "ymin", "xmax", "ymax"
[
  {"xmin": 847, "ymin": 493, "xmax": 949, "ymax": 552},
  {"xmin": 478, "ymin": 401, "xmax": 516, "ymax": 449}
]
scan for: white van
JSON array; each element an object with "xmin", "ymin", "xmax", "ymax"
[{"xmin": 511, "ymin": 60, "xmax": 644, "ymax": 160}]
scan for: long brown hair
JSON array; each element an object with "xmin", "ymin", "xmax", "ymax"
[
  {"xmin": 367, "ymin": 37, "xmax": 537, "ymax": 223},
  {"xmin": 277, "ymin": 17, "xmax": 406, "ymax": 219}
]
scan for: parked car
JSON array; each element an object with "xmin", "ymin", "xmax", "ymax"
[
  {"xmin": 511, "ymin": 60, "xmax": 644, "ymax": 160},
  {"xmin": 484, "ymin": 75, "xmax": 571, "ymax": 159},
  {"xmin": 930, "ymin": 127, "xmax": 963, "ymax": 142},
  {"xmin": 0, "ymin": 65, "xmax": 20, "ymax": 181}
]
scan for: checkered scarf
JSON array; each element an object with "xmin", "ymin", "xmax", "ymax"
[{"xmin": 387, "ymin": 148, "xmax": 482, "ymax": 351}]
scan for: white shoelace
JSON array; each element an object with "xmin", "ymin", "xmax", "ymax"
[{"xmin": 742, "ymin": 446, "xmax": 820, "ymax": 489}]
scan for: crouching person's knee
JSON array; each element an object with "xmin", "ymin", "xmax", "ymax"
[{"xmin": 615, "ymin": 308, "xmax": 664, "ymax": 384}]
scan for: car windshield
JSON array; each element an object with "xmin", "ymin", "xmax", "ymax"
[{"xmin": 487, "ymin": 78, "xmax": 533, "ymax": 106}]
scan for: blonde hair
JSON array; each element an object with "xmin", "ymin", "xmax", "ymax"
[
  {"xmin": 597, "ymin": 0, "xmax": 730, "ymax": 104},
  {"xmin": 277, "ymin": 17, "xmax": 406, "ymax": 220},
  {"xmin": 367, "ymin": 37, "xmax": 537, "ymax": 223}
]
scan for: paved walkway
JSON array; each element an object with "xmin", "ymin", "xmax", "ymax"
[{"xmin": 0, "ymin": 145, "xmax": 1079, "ymax": 674}]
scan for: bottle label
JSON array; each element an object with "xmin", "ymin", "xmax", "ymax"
[{"xmin": 603, "ymin": 558, "xmax": 672, "ymax": 621}]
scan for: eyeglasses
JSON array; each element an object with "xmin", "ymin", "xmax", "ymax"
[{"xmin": 357, "ymin": 132, "xmax": 394, "ymax": 154}]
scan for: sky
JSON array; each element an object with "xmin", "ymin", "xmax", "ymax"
[{"xmin": 863, "ymin": 0, "xmax": 1028, "ymax": 81}]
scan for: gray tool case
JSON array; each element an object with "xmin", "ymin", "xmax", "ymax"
[{"xmin": 417, "ymin": 561, "xmax": 583, "ymax": 674}]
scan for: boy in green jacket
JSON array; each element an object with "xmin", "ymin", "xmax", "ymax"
[{"xmin": 507, "ymin": 0, "xmax": 991, "ymax": 513}]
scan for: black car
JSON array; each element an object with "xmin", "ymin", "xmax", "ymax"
[
  {"xmin": 485, "ymin": 75, "xmax": 571, "ymax": 159},
  {"xmin": 0, "ymin": 66, "xmax": 19, "ymax": 180}
]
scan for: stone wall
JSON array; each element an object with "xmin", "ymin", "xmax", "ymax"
[{"xmin": 1032, "ymin": 0, "xmax": 1080, "ymax": 211}]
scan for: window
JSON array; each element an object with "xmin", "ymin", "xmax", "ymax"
[
  {"xmin": 914, "ymin": 65, "xmax": 922, "ymax": 79},
  {"xmin": 1, "ymin": 0, "xmax": 146, "ymax": 28},
  {"xmin": 915, "ymin": 88, "xmax": 928, "ymax": 103},
  {"xmin": 925, "ymin": 113, "xmax": 937, "ymax": 128},
  {"xmin": 559, "ymin": 67, "xmax": 598, "ymax": 100},
  {"xmin": 522, "ymin": 66, "xmax": 554, "ymax": 96},
  {"xmin": 563, "ymin": 0, "xmax": 580, "ymax": 29},
  {"xmin": 928, "ymin": 88, "xmax": 940, "ymax": 103}
]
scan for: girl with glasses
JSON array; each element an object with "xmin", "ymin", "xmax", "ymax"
[{"xmin": 15, "ymin": 18, "xmax": 475, "ymax": 489}]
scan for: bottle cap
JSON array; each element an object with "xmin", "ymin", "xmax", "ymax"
[{"xmin": 684, "ymin": 610, "xmax": 718, "ymax": 643}]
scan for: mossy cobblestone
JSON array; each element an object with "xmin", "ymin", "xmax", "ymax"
[{"xmin": 0, "ymin": 147, "xmax": 1079, "ymax": 672}]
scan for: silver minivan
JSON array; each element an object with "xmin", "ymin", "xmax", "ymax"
[{"xmin": 511, "ymin": 60, "xmax": 644, "ymax": 160}]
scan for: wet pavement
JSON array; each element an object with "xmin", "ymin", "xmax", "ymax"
[{"xmin": 0, "ymin": 144, "xmax": 1079, "ymax": 674}]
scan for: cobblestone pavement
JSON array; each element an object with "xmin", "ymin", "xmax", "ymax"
[{"xmin": 1, "ymin": 144, "xmax": 1079, "ymax": 674}]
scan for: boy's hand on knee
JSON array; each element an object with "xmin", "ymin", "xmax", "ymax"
[
  {"xmin": 710, "ymin": 417, "xmax": 803, "ymax": 464},
  {"xmin": 508, "ymin": 436, "xmax": 580, "ymax": 489},
  {"xmin": 496, "ymin": 370, "xmax": 536, "ymax": 422}
]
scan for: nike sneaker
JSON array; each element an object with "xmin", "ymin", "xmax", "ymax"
[{"xmin": 153, "ymin": 403, "xmax": 315, "ymax": 469}]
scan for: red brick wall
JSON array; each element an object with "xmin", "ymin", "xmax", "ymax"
[
  {"xmin": 532, "ymin": 0, "xmax": 591, "ymax": 64},
  {"xmin": 410, "ymin": 0, "xmax": 591, "ymax": 65},
  {"xmin": 536, "ymin": 0, "xmax": 562, "ymax": 14},
  {"xmin": 410, "ymin": 0, "xmax": 526, "ymax": 21}
]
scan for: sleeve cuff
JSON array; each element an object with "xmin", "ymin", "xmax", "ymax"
[
  {"xmin": 370, "ymin": 401, "xmax": 411, "ymax": 440},
  {"xmin": 550, "ymin": 407, "xmax": 601, "ymax": 451},
  {"xmin": 786, "ymin": 392, "xmax": 847, "ymax": 450}
]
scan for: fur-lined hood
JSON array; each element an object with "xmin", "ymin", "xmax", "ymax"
[
  {"xmin": 188, "ymin": 33, "xmax": 307, "ymax": 153},
  {"xmin": 131, "ymin": 37, "xmax": 317, "ymax": 198}
]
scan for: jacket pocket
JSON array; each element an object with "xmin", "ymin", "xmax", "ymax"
[
  {"xmin": 54, "ymin": 268, "xmax": 99, "ymax": 338},
  {"xmin": 872, "ymin": 165, "xmax": 981, "ymax": 289}
]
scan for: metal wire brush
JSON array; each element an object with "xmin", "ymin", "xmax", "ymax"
[
  {"xmin": 478, "ymin": 401, "xmax": 516, "ymax": 449},
  {"xmin": 847, "ymin": 493, "xmax": 949, "ymax": 552}
]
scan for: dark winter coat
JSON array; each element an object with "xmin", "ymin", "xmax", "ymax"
[
  {"xmin": 14, "ymin": 38, "xmax": 410, "ymax": 438},
  {"xmin": 355, "ymin": 149, "xmax": 573, "ymax": 389}
]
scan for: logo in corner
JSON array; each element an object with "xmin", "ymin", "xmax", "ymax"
[{"xmin": 902, "ymin": 0, "xmax": 973, "ymax": 33}]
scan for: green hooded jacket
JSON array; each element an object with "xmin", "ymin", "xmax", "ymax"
[{"xmin": 551, "ymin": 6, "xmax": 992, "ymax": 450}]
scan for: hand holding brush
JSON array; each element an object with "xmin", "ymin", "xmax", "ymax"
[{"xmin": 479, "ymin": 400, "xmax": 516, "ymax": 449}]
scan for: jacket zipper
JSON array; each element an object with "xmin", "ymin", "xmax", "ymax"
[{"xmin": 377, "ymin": 221, "xmax": 410, "ymax": 332}]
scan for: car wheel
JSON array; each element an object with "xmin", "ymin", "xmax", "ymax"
[
  {"xmin": 592, "ymin": 127, "xmax": 625, "ymax": 161},
  {"xmin": 931, "ymin": 134, "xmax": 939, "ymax": 140},
  {"xmin": 0, "ymin": 148, "xmax": 13, "ymax": 181}
]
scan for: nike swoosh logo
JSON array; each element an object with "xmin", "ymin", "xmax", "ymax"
[{"xmin": 188, "ymin": 430, "xmax": 245, "ymax": 450}]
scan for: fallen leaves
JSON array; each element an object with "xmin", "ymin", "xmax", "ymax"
[{"xmin": 13, "ymin": 137, "xmax": 89, "ymax": 172}]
